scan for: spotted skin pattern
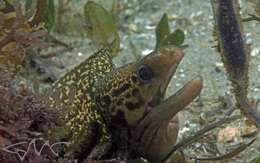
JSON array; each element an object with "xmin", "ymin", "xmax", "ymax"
[
  {"xmin": 96, "ymin": 69, "xmax": 146, "ymax": 128},
  {"xmin": 48, "ymin": 47, "xmax": 187, "ymax": 162},
  {"xmin": 94, "ymin": 48, "xmax": 203, "ymax": 163},
  {"xmin": 49, "ymin": 48, "xmax": 114, "ymax": 160},
  {"xmin": 96, "ymin": 48, "xmax": 182, "ymax": 129}
]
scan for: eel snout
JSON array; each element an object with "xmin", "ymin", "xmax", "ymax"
[{"xmin": 131, "ymin": 77, "xmax": 203, "ymax": 162}]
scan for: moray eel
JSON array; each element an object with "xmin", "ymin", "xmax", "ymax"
[
  {"xmin": 96, "ymin": 47, "xmax": 203, "ymax": 162},
  {"xmin": 49, "ymin": 47, "xmax": 203, "ymax": 162}
]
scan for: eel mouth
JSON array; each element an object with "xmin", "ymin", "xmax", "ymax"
[
  {"xmin": 132, "ymin": 77, "xmax": 203, "ymax": 161},
  {"xmin": 145, "ymin": 47, "xmax": 183, "ymax": 113}
]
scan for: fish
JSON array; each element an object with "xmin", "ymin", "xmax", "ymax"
[
  {"xmin": 212, "ymin": 0, "xmax": 260, "ymax": 128},
  {"xmin": 48, "ymin": 46, "xmax": 203, "ymax": 162},
  {"xmin": 95, "ymin": 47, "xmax": 203, "ymax": 162}
]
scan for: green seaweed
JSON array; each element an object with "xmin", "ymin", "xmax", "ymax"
[
  {"xmin": 155, "ymin": 13, "xmax": 185, "ymax": 50},
  {"xmin": 44, "ymin": 0, "xmax": 55, "ymax": 31},
  {"xmin": 161, "ymin": 29, "xmax": 185, "ymax": 48},
  {"xmin": 25, "ymin": 0, "xmax": 33, "ymax": 10},
  {"xmin": 155, "ymin": 13, "xmax": 170, "ymax": 50},
  {"xmin": 84, "ymin": 1, "xmax": 120, "ymax": 57}
]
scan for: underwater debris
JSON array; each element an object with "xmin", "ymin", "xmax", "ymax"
[
  {"xmin": 249, "ymin": 0, "xmax": 260, "ymax": 16},
  {"xmin": 188, "ymin": 138, "xmax": 256, "ymax": 161},
  {"xmin": 25, "ymin": 0, "xmax": 55, "ymax": 31},
  {"xmin": 0, "ymin": 0, "xmax": 71, "ymax": 80},
  {"xmin": 0, "ymin": 69, "xmax": 63, "ymax": 162},
  {"xmin": 242, "ymin": 0, "xmax": 260, "ymax": 21}
]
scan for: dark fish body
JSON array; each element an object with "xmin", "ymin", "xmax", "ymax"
[
  {"xmin": 213, "ymin": 0, "xmax": 260, "ymax": 128},
  {"xmin": 214, "ymin": 0, "xmax": 249, "ymax": 100},
  {"xmin": 218, "ymin": 0, "xmax": 247, "ymax": 69}
]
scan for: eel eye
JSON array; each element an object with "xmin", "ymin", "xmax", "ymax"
[{"xmin": 138, "ymin": 65, "xmax": 154, "ymax": 83}]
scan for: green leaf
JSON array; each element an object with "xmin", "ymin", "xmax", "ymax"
[
  {"xmin": 25, "ymin": 0, "xmax": 33, "ymax": 10},
  {"xmin": 161, "ymin": 29, "xmax": 185, "ymax": 48},
  {"xmin": 256, "ymin": 156, "xmax": 260, "ymax": 163},
  {"xmin": 155, "ymin": 13, "xmax": 170, "ymax": 50},
  {"xmin": 44, "ymin": 0, "xmax": 55, "ymax": 31},
  {"xmin": 84, "ymin": 1, "xmax": 120, "ymax": 57}
]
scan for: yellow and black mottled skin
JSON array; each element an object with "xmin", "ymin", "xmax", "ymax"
[
  {"xmin": 95, "ymin": 47, "xmax": 189, "ymax": 161},
  {"xmin": 48, "ymin": 46, "xmax": 203, "ymax": 162},
  {"xmin": 48, "ymin": 47, "xmax": 184, "ymax": 161},
  {"xmin": 95, "ymin": 49, "xmax": 182, "ymax": 128},
  {"xmin": 95, "ymin": 47, "xmax": 203, "ymax": 162},
  {"xmin": 48, "ymin": 48, "xmax": 115, "ymax": 161}
]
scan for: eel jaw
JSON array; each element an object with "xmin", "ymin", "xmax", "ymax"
[
  {"xmin": 131, "ymin": 77, "xmax": 203, "ymax": 162},
  {"xmin": 157, "ymin": 48, "xmax": 184, "ymax": 99},
  {"xmin": 146, "ymin": 47, "xmax": 184, "ymax": 111}
]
